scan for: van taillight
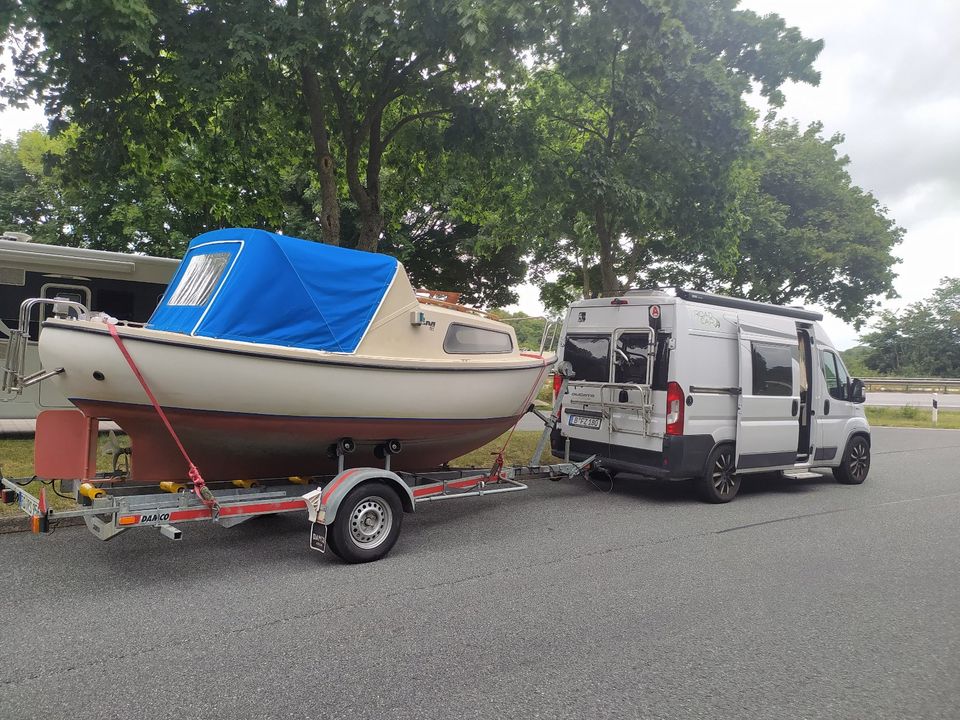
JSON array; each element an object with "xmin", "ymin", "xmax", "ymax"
[
  {"xmin": 553, "ymin": 373, "xmax": 564, "ymax": 399},
  {"xmin": 666, "ymin": 382, "xmax": 684, "ymax": 436}
]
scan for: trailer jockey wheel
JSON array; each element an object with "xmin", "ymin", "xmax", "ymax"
[
  {"xmin": 328, "ymin": 481, "xmax": 403, "ymax": 563},
  {"xmin": 696, "ymin": 444, "xmax": 741, "ymax": 503}
]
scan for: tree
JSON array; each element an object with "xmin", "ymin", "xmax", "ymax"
[
  {"xmin": 2, "ymin": 0, "xmax": 551, "ymax": 251},
  {"xmin": 645, "ymin": 121, "xmax": 902, "ymax": 325},
  {"xmin": 523, "ymin": 0, "xmax": 823, "ymax": 300},
  {"xmin": 861, "ymin": 278, "xmax": 960, "ymax": 377}
]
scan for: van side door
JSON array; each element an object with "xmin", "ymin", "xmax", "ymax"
[{"xmin": 735, "ymin": 324, "xmax": 801, "ymax": 470}]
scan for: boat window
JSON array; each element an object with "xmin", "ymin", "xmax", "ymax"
[
  {"xmin": 168, "ymin": 253, "xmax": 231, "ymax": 306},
  {"xmin": 443, "ymin": 323, "xmax": 513, "ymax": 353},
  {"xmin": 563, "ymin": 334, "xmax": 610, "ymax": 383},
  {"xmin": 751, "ymin": 342, "xmax": 795, "ymax": 396},
  {"xmin": 614, "ymin": 332, "xmax": 650, "ymax": 385}
]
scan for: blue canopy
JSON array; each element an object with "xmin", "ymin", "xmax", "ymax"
[{"xmin": 148, "ymin": 228, "xmax": 399, "ymax": 353}]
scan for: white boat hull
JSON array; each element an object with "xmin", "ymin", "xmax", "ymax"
[{"xmin": 39, "ymin": 321, "xmax": 553, "ymax": 481}]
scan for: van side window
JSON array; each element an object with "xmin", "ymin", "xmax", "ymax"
[
  {"xmin": 614, "ymin": 332, "xmax": 649, "ymax": 384},
  {"xmin": 563, "ymin": 335, "xmax": 610, "ymax": 383},
  {"xmin": 751, "ymin": 343, "xmax": 795, "ymax": 396},
  {"xmin": 821, "ymin": 349, "xmax": 848, "ymax": 400}
]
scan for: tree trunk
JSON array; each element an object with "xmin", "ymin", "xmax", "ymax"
[
  {"xmin": 346, "ymin": 107, "xmax": 385, "ymax": 252},
  {"xmin": 299, "ymin": 65, "xmax": 340, "ymax": 245},
  {"xmin": 595, "ymin": 203, "xmax": 619, "ymax": 295},
  {"xmin": 580, "ymin": 251, "xmax": 592, "ymax": 299}
]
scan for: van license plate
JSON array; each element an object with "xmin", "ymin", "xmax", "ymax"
[{"xmin": 569, "ymin": 415, "xmax": 601, "ymax": 429}]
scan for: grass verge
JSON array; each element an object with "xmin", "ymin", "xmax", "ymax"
[
  {"xmin": 865, "ymin": 406, "xmax": 960, "ymax": 429},
  {"xmin": 0, "ymin": 437, "xmax": 115, "ymax": 515}
]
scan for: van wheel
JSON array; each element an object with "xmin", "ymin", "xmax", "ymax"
[
  {"xmin": 833, "ymin": 435, "xmax": 870, "ymax": 485},
  {"xmin": 328, "ymin": 481, "xmax": 403, "ymax": 563},
  {"xmin": 696, "ymin": 445, "xmax": 741, "ymax": 503}
]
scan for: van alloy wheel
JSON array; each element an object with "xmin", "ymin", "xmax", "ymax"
[
  {"xmin": 697, "ymin": 445, "xmax": 741, "ymax": 503},
  {"xmin": 712, "ymin": 452, "xmax": 737, "ymax": 496},
  {"xmin": 834, "ymin": 435, "xmax": 870, "ymax": 485}
]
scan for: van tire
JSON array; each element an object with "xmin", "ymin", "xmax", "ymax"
[
  {"xmin": 833, "ymin": 435, "xmax": 870, "ymax": 485},
  {"xmin": 696, "ymin": 445, "xmax": 741, "ymax": 503}
]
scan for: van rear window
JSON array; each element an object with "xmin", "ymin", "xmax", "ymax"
[
  {"xmin": 614, "ymin": 332, "xmax": 650, "ymax": 384},
  {"xmin": 564, "ymin": 335, "xmax": 610, "ymax": 383}
]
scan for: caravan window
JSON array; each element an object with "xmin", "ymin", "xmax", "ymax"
[
  {"xmin": 168, "ymin": 253, "xmax": 231, "ymax": 306},
  {"xmin": 564, "ymin": 335, "xmax": 610, "ymax": 383},
  {"xmin": 751, "ymin": 342, "xmax": 795, "ymax": 396}
]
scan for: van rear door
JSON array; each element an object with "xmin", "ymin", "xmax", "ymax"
[
  {"xmin": 561, "ymin": 328, "xmax": 656, "ymax": 446},
  {"xmin": 735, "ymin": 322, "xmax": 801, "ymax": 470}
]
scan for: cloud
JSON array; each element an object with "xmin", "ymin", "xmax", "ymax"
[{"xmin": 741, "ymin": 0, "xmax": 960, "ymax": 337}]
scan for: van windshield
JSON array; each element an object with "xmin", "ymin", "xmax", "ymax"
[{"xmin": 563, "ymin": 335, "xmax": 610, "ymax": 383}]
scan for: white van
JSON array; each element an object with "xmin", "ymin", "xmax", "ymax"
[{"xmin": 551, "ymin": 289, "xmax": 871, "ymax": 502}]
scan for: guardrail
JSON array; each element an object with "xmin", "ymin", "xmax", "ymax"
[{"xmin": 861, "ymin": 377, "xmax": 960, "ymax": 393}]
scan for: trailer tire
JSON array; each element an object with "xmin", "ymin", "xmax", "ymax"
[
  {"xmin": 328, "ymin": 481, "xmax": 403, "ymax": 563},
  {"xmin": 833, "ymin": 435, "xmax": 870, "ymax": 485},
  {"xmin": 696, "ymin": 444, "xmax": 740, "ymax": 503}
]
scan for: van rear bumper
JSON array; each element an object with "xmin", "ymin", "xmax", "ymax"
[{"xmin": 551, "ymin": 431, "xmax": 715, "ymax": 480}]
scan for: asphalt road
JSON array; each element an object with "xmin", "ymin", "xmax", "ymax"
[{"xmin": 2, "ymin": 426, "xmax": 959, "ymax": 719}]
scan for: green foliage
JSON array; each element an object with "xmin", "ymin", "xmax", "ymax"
[
  {"xmin": 524, "ymin": 0, "xmax": 823, "ymax": 306},
  {"xmin": 0, "ymin": 0, "xmax": 899, "ymax": 323},
  {"xmin": 861, "ymin": 278, "xmax": 960, "ymax": 377},
  {"xmin": 489, "ymin": 309, "xmax": 556, "ymax": 351},
  {"xmin": 840, "ymin": 345, "xmax": 872, "ymax": 378}
]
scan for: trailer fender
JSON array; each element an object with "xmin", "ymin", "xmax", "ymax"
[{"xmin": 302, "ymin": 468, "xmax": 414, "ymax": 526}]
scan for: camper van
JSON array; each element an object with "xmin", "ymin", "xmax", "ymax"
[
  {"xmin": 0, "ymin": 232, "xmax": 178, "ymax": 421},
  {"xmin": 551, "ymin": 289, "xmax": 870, "ymax": 503}
]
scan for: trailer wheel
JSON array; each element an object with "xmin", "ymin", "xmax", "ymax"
[
  {"xmin": 833, "ymin": 435, "xmax": 870, "ymax": 485},
  {"xmin": 696, "ymin": 445, "xmax": 740, "ymax": 503},
  {"xmin": 328, "ymin": 481, "xmax": 403, "ymax": 563}
]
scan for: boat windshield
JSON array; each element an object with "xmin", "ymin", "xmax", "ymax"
[{"xmin": 168, "ymin": 253, "xmax": 231, "ymax": 306}]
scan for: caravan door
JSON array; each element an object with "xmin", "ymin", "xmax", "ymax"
[{"xmin": 735, "ymin": 322, "xmax": 801, "ymax": 470}]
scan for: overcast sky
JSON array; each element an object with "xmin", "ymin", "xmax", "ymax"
[{"xmin": 3, "ymin": 1, "xmax": 958, "ymax": 349}]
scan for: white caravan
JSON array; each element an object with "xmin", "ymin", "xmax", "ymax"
[
  {"xmin": 0, "ymin": 232, "xmax": 177, "ymax": 421},
  {"xmin": 551, "ymin": 289, "xmax": 871, "ymax": 502}
]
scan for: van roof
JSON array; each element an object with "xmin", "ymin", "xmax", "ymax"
[{"xmin": 568, "ymin": 288, "xmax": 823, "ymax": 322}]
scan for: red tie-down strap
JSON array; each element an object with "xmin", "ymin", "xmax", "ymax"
[{"xmin": 106, "ymin": 323, "xmax": 218, "ymax": 512}]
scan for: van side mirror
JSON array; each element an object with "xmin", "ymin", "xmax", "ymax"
[{"xmin": 849, "ymin": 378, "xmax": 866, "ymax": 404}]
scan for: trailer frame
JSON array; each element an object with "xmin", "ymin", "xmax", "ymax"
[{"xmin": 0, "ymin": 368, "xmax": 590, "ymax": 562}]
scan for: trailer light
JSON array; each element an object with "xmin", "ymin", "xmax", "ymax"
[
  {"xmin": 666, "ymin": 382, "xmax": 685, "ymax": 436},
  {"xmin": 118, "ymin": 515, "xmax": 140, "ymax": 526}
]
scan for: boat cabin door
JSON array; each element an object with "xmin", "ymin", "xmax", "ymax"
[{"xmin": 735, "ymin": 322, "xmax": 802, "ymax": 471}]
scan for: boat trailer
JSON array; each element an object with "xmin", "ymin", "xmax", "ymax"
[{"xmin": 0, "ymin": 370, "xmax": 592, "ymax": 563}]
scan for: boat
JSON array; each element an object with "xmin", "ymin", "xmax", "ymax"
[{"xmin": 35, "ymin": 228, "xmax": 554, "ymax": 482}]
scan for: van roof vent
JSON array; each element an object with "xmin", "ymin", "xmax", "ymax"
[{"xmin": 2, "ymin": 231, "xmax": 33, "ymax": 242}]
